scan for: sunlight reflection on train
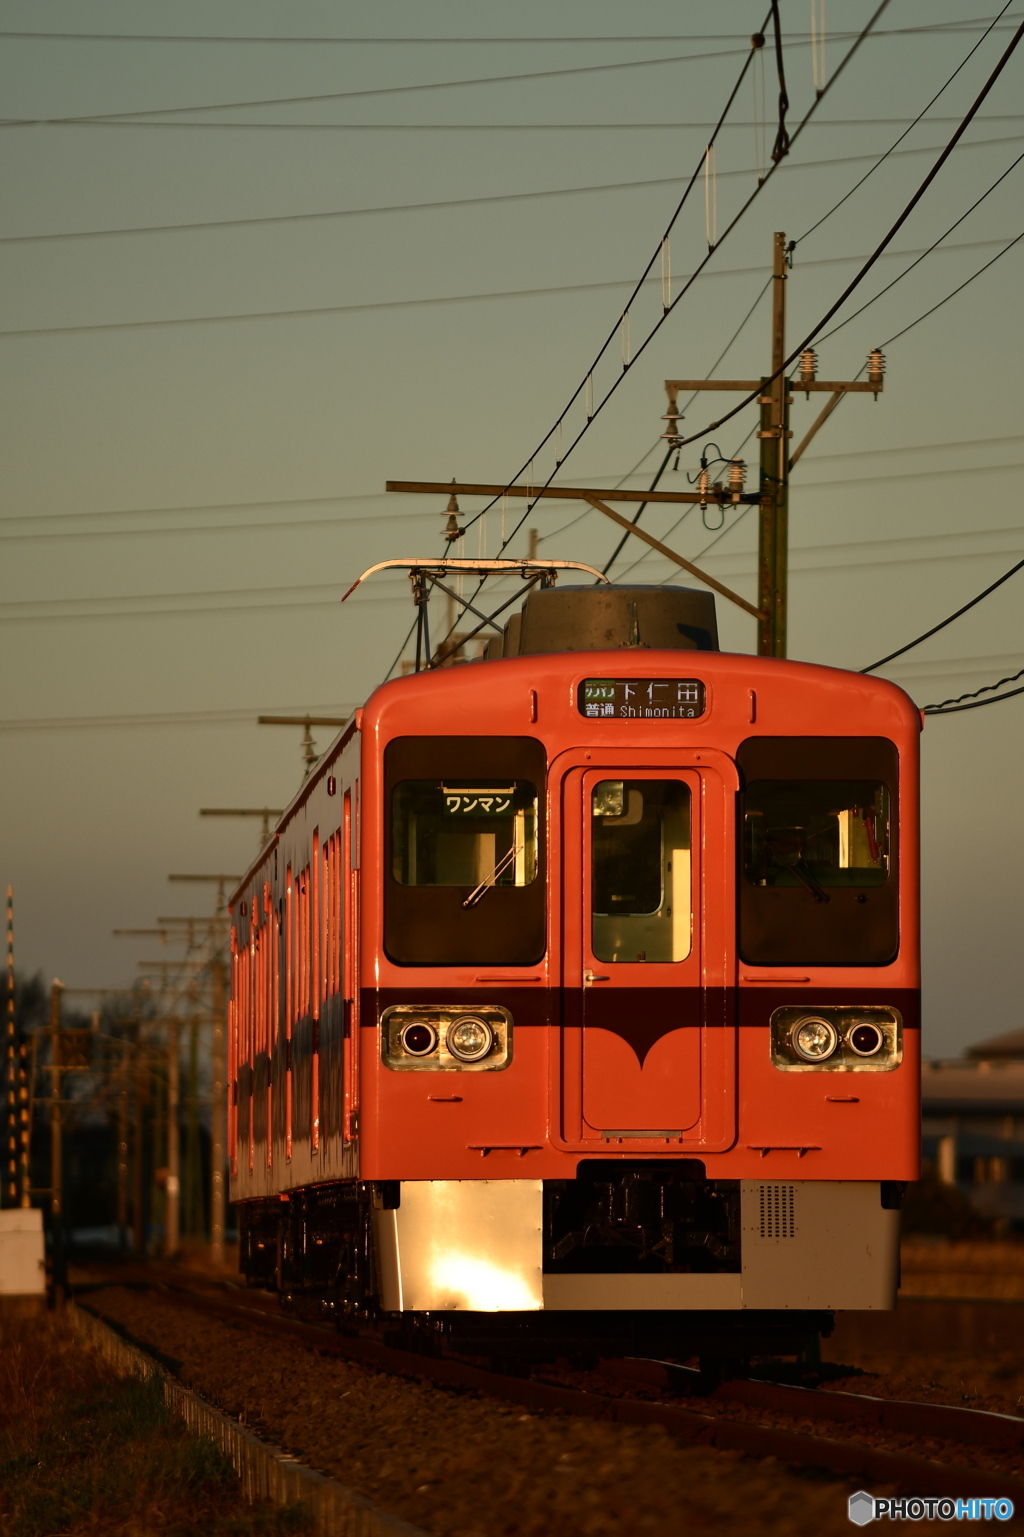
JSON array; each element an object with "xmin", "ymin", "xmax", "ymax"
[{"xmin": 429, "ymin": 1252, "xmax": 541, "ymax": 1311}]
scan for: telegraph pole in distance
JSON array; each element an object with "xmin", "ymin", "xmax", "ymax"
[
  {"xmin": 167, "ymin": 874, "xmax": 238, "ymax": 1268},
  {"xmin": 200, "ymin": 807, "xmax": 283, "ymax": 849},
  {"xmin": 47, "ymin": 979, "xmax": 65, "ymax": 1296},
  {"xmin": 257, "ymin": 716, "xmax": 349, "ymax": 778},
  {"xmin": 662, "ymin": 230, "xmax": 886, "ymax": 657}
]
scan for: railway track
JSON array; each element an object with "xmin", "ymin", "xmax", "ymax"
[{"xmin": 76, "ymin": 1266, "xmax": 1024, "ymax": 1501}]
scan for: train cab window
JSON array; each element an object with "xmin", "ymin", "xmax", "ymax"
[
  {"xmin": 385, "ymin": 736, "xmax": 546, "ymax": 966},
  {"xmin": 738, "ymin": 737, "xmax": 899, "ymax": 967},
  {"xmin": 591, "ymin": 779, "xmax": 691, "ymax": 963},
  {"xmin": 393, "ymin": 781, "xmax": 538, "ymax": 889},
  {"xmin": 744, "ymin": 781, "xmax": 890, "ymax": 893}
]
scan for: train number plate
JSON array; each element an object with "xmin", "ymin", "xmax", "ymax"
[{"xmin": 578, "ymin": 678, "xmax": 706, "ymax": 720}]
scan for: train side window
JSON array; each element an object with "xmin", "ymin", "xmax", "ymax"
[
  {"xmin": 737, "ymin": 737, "xmax": 899, "ymax": 967},
  {"xmin": 384, "ymin": 736, "xmax": 546, "ymax": 966},
  {"xmin": 393, "ymin": 780, "xmax": 538, "ymax": 888},
  {"xmin": 591, "ymin": 779, "xmax": 691, "ymax": 963}
]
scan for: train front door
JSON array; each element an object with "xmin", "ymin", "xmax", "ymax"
[{"xmin": 558, "ymin": 755, "xmax": 737, "ymax": 1151}]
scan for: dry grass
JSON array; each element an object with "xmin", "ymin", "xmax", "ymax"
[
  {"xmin": 0, "ymin": 1311, "xmax": 309, "ymax": 1537},
  {"xmin": 900, "ymin": 1238, "xmax": 1024, "ymax": 1299}
]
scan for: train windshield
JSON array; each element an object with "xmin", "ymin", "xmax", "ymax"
[
  {"xmin": 392, "ymin": 780, "xmax": 538, "ymax": 889},
  {"xmin": 744, "ymin": 780, "xmax": 890, "ymax": 893},
  {"xmin": 591, "ymin": 779, "xmax": 691, "ymax": 963}
]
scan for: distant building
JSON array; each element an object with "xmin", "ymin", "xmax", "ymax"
[{"xmin": 922, "ymin": 1027, "xmax": 1024, "ymax": 1225}]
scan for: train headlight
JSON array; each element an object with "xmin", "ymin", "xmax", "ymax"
[
  {"xmin": 849, "ymin": 1022, "xmax": 884, "ymax": 1057},
  {"xmin": 446, "ymin": 1016, "xmax": 494, "ymax": 1062},
  {"xmin": 401, "ymin": 1021, "xmax": 438, "ymax": 1056},
  {"xmin": 791, "ymin": 1017, "xmax": 839, "ymax": 1062}
]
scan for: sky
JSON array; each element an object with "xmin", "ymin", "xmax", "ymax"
[{"xmin": 1, "ymin": 1, "xmax": 1022, "ymax": 1058}]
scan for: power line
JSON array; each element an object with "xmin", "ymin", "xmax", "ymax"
[
  {"xmin": 0, "ymin": 506, "xmax": 438, "ymax": 543},
  {"xmin": 598, "ymin": 277, "xmax": 772, "ymax": 572},
  {"xmin": 469, "ymin": 0, "xmax": 894, "ymax": 559},
  {"xmin": 9, "ymin": 20, "xmax": 1010, "ymax": 124},
  {"xmin": 795, "ymin": 0, "xmax": 1015, "ymax": 244},
  {"xmin": 0, "ymin": 46, "xmax": 767, "ymax": 125},
  {"xmin": 4, "ymin": 137, "xmax": 1019, "ymax": 247},
  {"xmin": 1, "ymin": 231, "xmax": 1015, "ymax": 341},
  {"xmin": 0, "ymin": 488, "xmax": 396, "ymax": 527},
  {"xmin": 4, "ymin": 114, "xmax": 1022, "ymax": 140},
  {"xmin": 879, "ymin": 229, "xmax": 1024, "ymax": 346},
  {"xmin": 924, "ymin": 681, "xmax": 1024, "ymax": 713},
  {"xmin": 5, "ymin": 429, "xmax": 1020, "ymax": 539},
  {"xmin": 815, "ymin": 146, "xmax": 1024, "ymax": 344},
  {"xmin": 8, "ymin": 521, "xmax": 1024, "ymax": 626},
  {"xmin": 0, "ymin": 704, "xmax": 353, "ymax": 732},
  {"xmin": 673, "ymin": 13, "xmax": 1024, "ymax": 452},
  {"xmin": 861, "ymin": 551, "xmax": 1024, "ymax": 673},
  {"xmin": 2, "ymin": 21, "xmax": 1015, "ymax": 44},
  {"xmin": 922, "ymin": 666, "xmax": 1024, "ymax": 712}
]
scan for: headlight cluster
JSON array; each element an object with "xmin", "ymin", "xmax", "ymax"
[
  {"xmin": 771, "ymin": 1006, "xmax": 901, "ymax": 1071},
  {"xmin": 382, "ymin": 1004, "xmax": 511, "ymax": 1072}
]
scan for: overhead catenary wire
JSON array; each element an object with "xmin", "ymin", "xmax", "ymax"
[
  {"xmin": 464, "ymin": 0, "xmax": 893, "ymax": 567},
  {"xmin": 597, "ymin": 276, "xmax": 772, "ymax": 572},
  {"xmin": 671, "ymin": 12, "xmax": 1024, "ymax": 455},
  {"xmin": 795, "ymin": 0, "xmax": 1015, "ymax": 245},
  {"xmin": 814, "ymin": 149, "xmax": 1024, "ymax": 346}
]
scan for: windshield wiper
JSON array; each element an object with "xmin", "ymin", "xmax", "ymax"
[
  {"xmin": 463, "ymin": 844, "xmax": 523, "ymax": 908},
  {"xmin": 765, "ymin": 839, "xmax": 831, "ymax": 903}
]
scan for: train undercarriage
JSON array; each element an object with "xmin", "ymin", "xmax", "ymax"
[{"xmin": 237, "ymin": 1170, "xmax": 844, "ymax": 1370}]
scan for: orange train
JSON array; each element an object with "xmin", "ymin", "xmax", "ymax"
[{"xmin": 229, "ymin": 583, "xmax": 919, "ymax": 1362}]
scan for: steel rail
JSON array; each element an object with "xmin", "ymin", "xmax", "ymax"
[{"xmin": 77, "ymin": 1269, "xmax": 1024, "ymax": 1499}]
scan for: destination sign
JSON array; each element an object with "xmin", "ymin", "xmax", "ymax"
[{"xmin": 578, "ymin": 678, "xmax": 706, "ymax": 720}]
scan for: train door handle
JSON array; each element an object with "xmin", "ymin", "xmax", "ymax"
[{"xmin": 584, "ymin": 970, "xmax": 610, "ymax": 986}]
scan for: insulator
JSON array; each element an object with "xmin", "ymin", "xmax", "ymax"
[
  {"xmin": 867, "ymin": 347, "xmax": 885, "ymax": 391},
  {"xmin": 445, "ymin": 483, "xmax": 460, "ymax": 515},
  {"xmin": 697, "ymin": 467, "xmax": 710, "ymax": 507},
  {"xmin": 799, "ymin": 348, "xmax": 818, "ymax": 386},
  {"xmin": 661, "ymin": 391, "xmax": 682, "ymax": 443},
  {"xmin": 728, "ymin": 459, "xmax": 746, "ymax": 503},
  {"xmin": 444, "ymin": 513, "xmax": 462, "ymax": 543}
]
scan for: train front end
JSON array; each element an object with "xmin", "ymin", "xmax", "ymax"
[{"xmin": 354, "ymin": 584, "xmax": 919, "ymax": 1353}]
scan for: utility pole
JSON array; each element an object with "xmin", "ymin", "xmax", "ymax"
[
  {"xmin": 164, "ymin": 1017, "xmax": 180, "ymax": 1259},
  {"xmin": 209, "ymin": 949, "xmax": 227, "ymax": 1270},
  {"xmin": 4, "ymin": 886, "xmax": 18, "ymax": 1207},
  {"xmin": 386, "ymin": 235, "xmax": 884, "ymax": 659},
  {"xmin": 661, "ymin": 230, "xmax": 886, "ymax": 657},
  {"xmin": 200, "ymin": 807, "xmax": 283, "ymax": 849},
  {"xmin": 761, "ymin": 230, "xmax": 790, "ymax": 659},
  {"xmin": 167, "ymin": 874, "xmax": 237, "ymax": 1269},
  {"xmin": 257, "ymin": 716, "xmax": 350, "ymax": 778},
  {"xmin": 47, "ymin": 979, "xmax": 65, "ymax": 1296},
  {"xmin": 116, "ymin": 1035, "xmax": 130, "ymax": 1250}
]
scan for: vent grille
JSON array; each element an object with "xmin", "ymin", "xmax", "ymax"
[{"xmin": 759, "ymin": 1184, "xmax": 796, "ymax": 1239}]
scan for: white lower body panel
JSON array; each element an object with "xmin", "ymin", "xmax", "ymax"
[{"xmin": 374, "ymin": 1179, "xmax": 899, "ymax": 1312}]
